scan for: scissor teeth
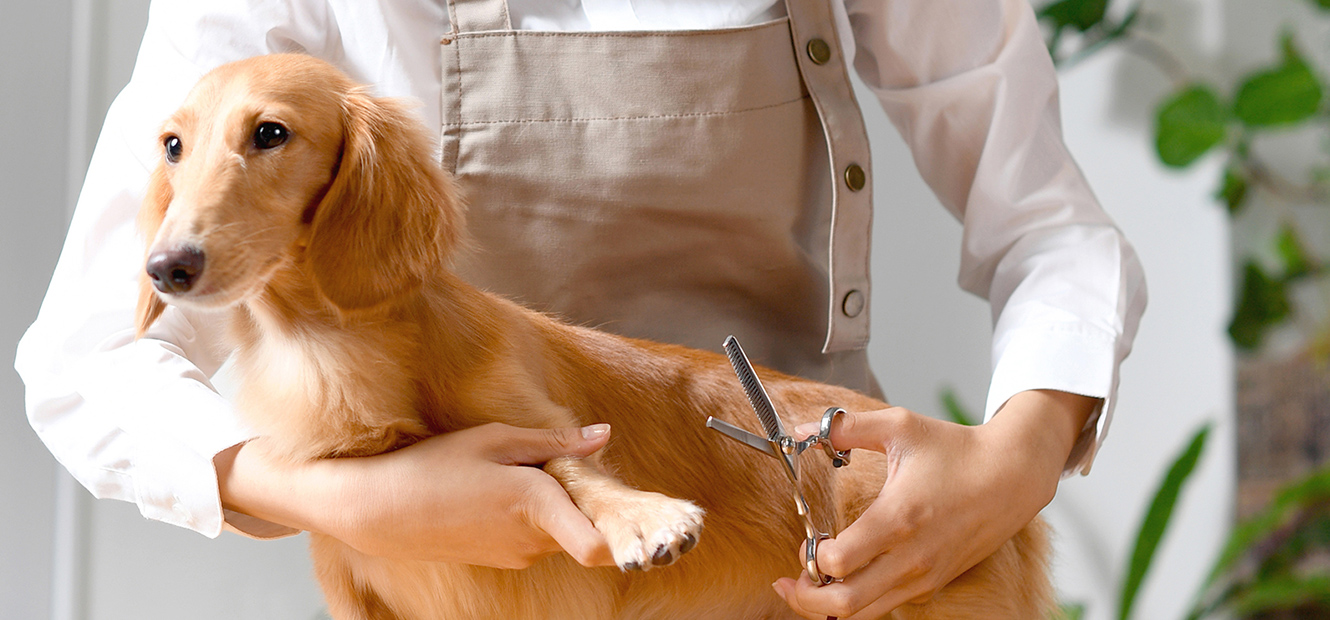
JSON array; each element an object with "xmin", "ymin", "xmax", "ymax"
[{"xmin": 723, "ymin": 335, "xmax": 784, "ymax": 442}]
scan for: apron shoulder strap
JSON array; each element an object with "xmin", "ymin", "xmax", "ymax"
[
  {"xmin": 784, "ymin": 0, "xmax": 873, "ymax": 353},
  {"xmin": 448, "ymin": 0, "xmax": 513, "ymax": 34}
]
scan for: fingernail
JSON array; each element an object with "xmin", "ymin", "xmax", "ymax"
[
  {"xmin": 793, "ymin": 422, "xmax": 818, "ymax": 437},
  {"xmin": 581, "ymin": 423, "xmax": 610, "ymax": 441}
]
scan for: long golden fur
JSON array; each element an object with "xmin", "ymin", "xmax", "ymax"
[{"xmin": 136, "ymin": 54, "xmax": 1052, "ymax": 619}]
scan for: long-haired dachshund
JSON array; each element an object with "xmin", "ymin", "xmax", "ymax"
[{"xmin": 135, "ymin": 54, "xmax": 1051, "ymax": 619}]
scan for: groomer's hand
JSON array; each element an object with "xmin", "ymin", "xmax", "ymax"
[
  {"xmin": 218, "ymin": 422, "xmax": 616, "ymax": 569},
  {"xmin": 772, "ymin": 390, "xmax": 1096, "ymax": 619}
]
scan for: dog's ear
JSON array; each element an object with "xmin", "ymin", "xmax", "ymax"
[
  {"xmin": 135, "ymin": 165, "xmax": 170, "ymax": 337},
  {"xmin": 308, "ymin": 88, "xmax": 464, "ymax": 310}
]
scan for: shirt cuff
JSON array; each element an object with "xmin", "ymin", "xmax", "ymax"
[
  {"xmin": 114, "ymin": 383, "xmax": 251, "ymax": 537},
  {"xmin": 74, "ymin": 335, "xmax": 257, "ymax": 537},
  {"xmin": 983, "ymin": 324, "xmax": 1119, "ymax": 476}
]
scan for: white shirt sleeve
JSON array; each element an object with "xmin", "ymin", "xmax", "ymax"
[
  {"xmin": 840, "ymin": 0, "xmax": 1148, "ymax": 474},
  {"xmin": 14, "ymin": 0, "xmax": 339, "ymax": 538}
]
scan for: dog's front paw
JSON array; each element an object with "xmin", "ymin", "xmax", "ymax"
[{"xmin": 593, "ymin": 492, "xmax": 704, "ymax": 572}]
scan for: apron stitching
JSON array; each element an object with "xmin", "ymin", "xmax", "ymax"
[
  {"xmin": 453, "ymin": 21, "xmax": 789, "ymax": 41},
  {"xmin": 449, "ymin": 29, "xmax": 464, "ymax": 173},
  {"xmin": 442, "ymin": 95, "xmax": 809, "ymax": 128}
]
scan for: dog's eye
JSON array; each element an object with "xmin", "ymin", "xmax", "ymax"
[
  {"xmin": 253, "ymin": 122, "xmax": 289, "ymax": 150},
  {"xmin": 164, "ymin": 136, "xmax": 182, "ymax": 163}
]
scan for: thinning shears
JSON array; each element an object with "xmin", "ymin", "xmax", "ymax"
[{"xmin": 706, "ymin": 335, "xmax": 851, "ymax": 588}]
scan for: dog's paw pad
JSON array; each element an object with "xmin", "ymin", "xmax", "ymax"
[{"xmin": 595, "ymin": 493, "xmax": 704, "ymax": 572}]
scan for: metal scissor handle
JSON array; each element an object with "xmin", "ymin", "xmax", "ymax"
[
  {"xmin": 809, "ymin": 533, "xmax": 840, "ymax": 620},
  {"xmin": 807, "ymin": 532, "xmax": 833, "ymax": 585},
  {"xmin": 804, "ymin": 409, "xmax": 851, "ymax": 620},
  {"xmin": 800, "ymin": 407, "xmax": 850, "ymax": 588},
  {"xmin": 796, "ymin": 407, "xmax": 852, "ymax": 468}
]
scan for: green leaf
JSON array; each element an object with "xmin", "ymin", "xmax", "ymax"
[
  {"xmin": 1054, "ymin": 602, "xmax": 1086, "ymax": 620},
  {"xmin": 1231, "ymin": 574, "xmax": 1330, "ymax": 615},
  {"xmin": 940, "ymin": 388, "xmax": 978, "ymax": 426},
  {"xmin": 1217, "ymin": 168, "xmax": 1249, "ymax": 214},
  {"xmin": 1276, "ymin": 224, "xmax": 1315, "ymax": 279},
  {"xmin": 1228, "ymin": 261, "xmax": 1292, "ymax": 350},
  {"xmin": 1119, "ymin": 425, "xmax": 1210, "ymax": 620},
  {"xmin": 1233, "ymin": 35, "xmax": 1323, "ymax": 128},
  {"xmin": 1156, "ymin": 85, "xmax": 1228, "ymax": 167},
  {"xmin": 1312, "ymin": 0, "xmax": 1330, "ymax": 10},
  {"xmin": 1187, "ymin": 467, "xmax": 1330, "ymax": 618},
  {"xmin": 1216, "ymin": 469, "xmax": 1330, "ymax": 582},
  {"xmin": 1038, "ymin": 0, "xmax": 1110, "ymax": 32},
  {"xmin": 1257, "ymin": 511, "xmax": 1330, "ymax": 580}
]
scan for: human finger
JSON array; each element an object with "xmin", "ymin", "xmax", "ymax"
[
  {"xmin": 518, "ymin": 475, "xmax": 615, "ymax": 568},
  {"xmin": 775, "ymin": 576, "xmax": 916, "ymax": 620},
  {"xmin": 811, "ymin": 493, "xmax": 917, "ymax": 580},
  {"xmin": 778, "ymin": 547, "xmax": 937, "ymax": 620},
  {"xmin": 480, "ymin": 422, "xmax": 612, "ymax": 465},
  {"xmin": 775, "ymin": 572, "xmax": 907, "ymax": 620},
  {"xmin": 772, "ymin": 576, "xmax": 824, "ymax": 620},
  {"xmin": 791, "ymin": 408, "xmax": 919, "ymax": 453}
]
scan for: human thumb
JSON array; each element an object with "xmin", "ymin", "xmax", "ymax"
[
  {"xmin": 493, "ymin": 423, "xmax": 611, "ymax": 465},
  {"xmin": 792, "ymin": 409, "xmax": 893, "ymax": 453}
]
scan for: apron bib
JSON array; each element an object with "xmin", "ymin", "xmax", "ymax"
[{"xmin": 440, "ymin": 0, "xmax": 879, "ymax": 396}]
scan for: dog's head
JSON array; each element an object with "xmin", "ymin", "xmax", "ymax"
[{"xmin": 136, "ymin": 53, "xmax": 463, "ymax": 335}]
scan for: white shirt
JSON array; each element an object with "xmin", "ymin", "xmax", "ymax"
[{"xmin": 15, "ymin": 0, "xmax": 1146, "ymax": 538}]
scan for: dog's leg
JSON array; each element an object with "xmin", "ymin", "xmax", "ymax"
[{"xmin": 545, "ymin": 456, "xmax": 705, "ymax": 572}]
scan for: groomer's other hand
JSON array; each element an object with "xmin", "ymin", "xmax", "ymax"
[
  {"xmin": 219, "ymin": 422, "xmax": 615, "ymax": 569},
  {"xmin": 771, "ymin": 390, "xmax": 1095, "ymax": 619}
]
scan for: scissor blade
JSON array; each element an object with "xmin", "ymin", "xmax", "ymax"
[
  {"xmin": 706, "ymin": 416, "xmax": 780, "ymax": 459},
  {"xmin": 723, "ymin": 335, "xmax": 786, "ymax": 442}
]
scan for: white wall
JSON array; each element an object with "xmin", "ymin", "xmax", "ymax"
[
  {"xmin": 0, "ymin": 1, "xmax": 327, "ymax": 618},
  {"xmin": 1, "ymin": 1, "xmax": 73, "ymax": 619},
  {"xmin": 3, "ymin": 1, "xmax": 1237, "ymax": 619}
]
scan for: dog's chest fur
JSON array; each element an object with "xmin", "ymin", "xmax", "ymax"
[{"xmin": 229, "ymin": 294, "xmax": 430, "ymax": 461}]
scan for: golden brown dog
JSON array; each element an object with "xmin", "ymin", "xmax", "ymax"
[{"xmin": 135, "ymin": 53, "xmax": 1051, "ymax": 619}]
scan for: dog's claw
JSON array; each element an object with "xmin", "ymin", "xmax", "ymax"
[
  {"xmin": 651, "ymin": 546, "xmax": 674, "ymax": 566},
  {"xmin": 623, "ymin": 561, "xmax": 643, "ymax": 572},
  {"xmin": 679, "ymin": 532, "xmax": 697, "ymax": 555}
]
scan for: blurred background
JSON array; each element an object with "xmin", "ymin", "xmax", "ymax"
[{"xmin": 6, "ymin": 0, "xmax": 1328, "ymax": 618}]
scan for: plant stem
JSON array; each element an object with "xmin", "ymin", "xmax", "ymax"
[
  {"xmin": 1243, "ymin": 156, "xmax": 1329, "ymax": 204},
  {"xmin": 1123, "ymin": 30, "xmax": 1189, "ymax": 88},
  {"xmin": 1056, "ymin": 4, "xmax": 1146, "ymax": 70}
]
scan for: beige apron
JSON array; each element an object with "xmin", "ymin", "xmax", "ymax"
[{"xmin": 440, "ymin": 0, "xmax": 880, "ymax": 397}]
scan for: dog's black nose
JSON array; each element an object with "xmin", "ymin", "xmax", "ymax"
[{"xmin": 146, "ymin": 246, "xmax": 206, "ymax": 294}]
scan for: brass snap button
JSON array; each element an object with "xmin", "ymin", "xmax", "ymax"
[
  {"xmin": 841, "ymin": 290, "xmax": 865, "ymax": 318},
  {"xmin": 844, "ymin": 164, "xmax": 866, "ymax": 192},
  {"xmin": 807, "ymin": 38, "xmax": 832, "ymax": 65}
]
